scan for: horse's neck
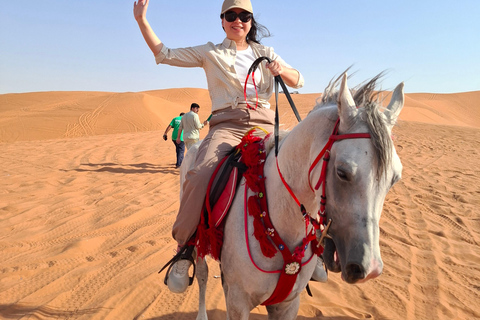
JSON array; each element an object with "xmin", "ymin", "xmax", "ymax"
[{"xmin": 263, "ymin": 108, "xmax": 334, "ymax": 246}]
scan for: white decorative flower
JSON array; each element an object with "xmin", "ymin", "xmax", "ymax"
[{"xmin": 285, "ymin": 262, "xmax": 300, "ymax": 275}]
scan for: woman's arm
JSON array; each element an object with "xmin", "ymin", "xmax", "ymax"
[
  {"xmin": 134, "ymin": 0, "xmax": 163, "ymax": 56},
  {"xmin": 266, "ymin": 60, "xmax": 300, "ymax": 88}
]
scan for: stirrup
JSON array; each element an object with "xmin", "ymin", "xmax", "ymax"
[{"xmin": 159, "ymin": 245, "xmax": 196, "ymax": 287}]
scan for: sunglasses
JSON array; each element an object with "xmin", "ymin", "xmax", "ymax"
[{"xmin": 223, "ymin": 11, "xmax": 252, "ymax": 23}]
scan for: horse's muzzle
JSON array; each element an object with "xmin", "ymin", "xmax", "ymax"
[
  {"xmin": 344, "ymin": 262, "xmax": 367, "ymax": 283},
  {"xmin": 322, "ymin": 238, "xmax": 341, "ymax": 273}
]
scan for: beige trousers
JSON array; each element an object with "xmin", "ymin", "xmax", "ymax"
[
  {"xmin": 172, "ymin": 106, "xmax": 275, "ymax": 245},
  {"xmin": 184, "ymin": 138, "xmax": 199, "ymax": 150}
]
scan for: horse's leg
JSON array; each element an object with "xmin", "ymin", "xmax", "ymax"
[
  {"xmin": 220, "ymin": 268, "xmax": 231, "ymax": 320},
  {"xmin": 265, "ymin": 297, "xmax": 301, "ymax": 320},
  {"xmin": 224, "ymin": 283, "xmax": 252, "ymax": 320},
  {"xmin": 196, "ymin": 256, "xmax": 208, "ymax": 320}
]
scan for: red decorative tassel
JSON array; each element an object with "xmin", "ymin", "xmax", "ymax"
[
  {"xmin": 243, "ymin": 164, "xmax": 264, "ymax": 193},
  {"xmin": 253, "ymin": 217, "xmax": 277, "ymax": 258},
  {"xmin": 248, "ymin": 195, "xmax": 276, "ymax": 258},
  {"xmin": 248, "ymin": 196, "xmax": 261, "ymax": 216},
  {"xmin": 196, "ymin": 222, "xmax": 209, "ymax": 259},
  {"xmin": 207, "ymin": 227, "xmax": 224, "ymax": 260},
  {"xmin": 196, "ymin": 129, "xmax": 279, "ymax": 261}
]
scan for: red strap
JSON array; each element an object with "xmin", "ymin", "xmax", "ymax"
[
  {"xmin": 308, "ymin": 119, "xmax": 371, "ymax": 192},
  {"xmin": 330, "ymin": 133, "xmax": 372, "ymax": 141},
  {"xmin": 244, "ymin": 146, "xmax": 318, "ymax": 306},
  {"xmin": 307, "ymin": 119, "xmax": 339, "ymax": 191},
  {"xmin": 261, "ymin": 263, "xmax": 299, "ymax": 305},
  {"xmin": 276, "ymin": 157, "xmax": 301, "ymax": 207},
  {"xmin": 308, "ymin": 139, "xmax": 334, "ymax": 192},
  {"xmin": 244, "ymin": 71, "xmax": 259, "ymax": 110}
]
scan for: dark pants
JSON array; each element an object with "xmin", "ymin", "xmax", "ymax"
[{"xmin": 173, "ymin": 140, "xmax": 185, "ymax": 167}]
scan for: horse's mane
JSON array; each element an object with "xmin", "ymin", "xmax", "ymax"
[
  {"xmin": 266, "ymin": 72, "xmax": 395, "ymax": 178},
  {"xmin": 313, "ymin": 72, "xmax": 394, "ymax": 179}
]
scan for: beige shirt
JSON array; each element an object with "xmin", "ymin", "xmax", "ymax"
[
  {"xmin": 155, "ymin": 38, "xmax": 304, "ymax": 113},
  {"xmin": 178, "ymin": 110, "xmax": 204, "ymax": 141}
]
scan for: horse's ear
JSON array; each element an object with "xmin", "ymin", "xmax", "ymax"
[
  {"xmin": 384, "ymin": 82, "xmax": 404, "ymax": 125},
  {"xmin": 337, "ymin": 73, "xmax": 357, "ymax": 124}
]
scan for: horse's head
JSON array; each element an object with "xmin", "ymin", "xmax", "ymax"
[{"xmin": 320, "ymin": 74, "xmax": 404, "ymax": 284}]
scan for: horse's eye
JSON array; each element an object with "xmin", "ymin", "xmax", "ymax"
[{"xmin": 336, "ymin": 168, "xmax": 349, "ymax": 181}]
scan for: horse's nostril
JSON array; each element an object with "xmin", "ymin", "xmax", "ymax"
[{"xmin": 345, "ymin": 263, "xmax": 365, "ymax": 283}]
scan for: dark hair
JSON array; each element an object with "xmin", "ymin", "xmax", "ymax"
[
  {"xmin": 220, "ymin": 14, "xmax": 271, "ymax": 44},
  {"xmin": 180, "ymin": 112, "xmax": 185, "ymax": 116},
  {"xmin": 190, "ymin": 103, "xmax": 200, "ymax": 110}
]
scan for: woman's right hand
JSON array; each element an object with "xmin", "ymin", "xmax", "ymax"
[{"xmin": 133, "ymin": 0, "xmax": 149, "ymax": 22}]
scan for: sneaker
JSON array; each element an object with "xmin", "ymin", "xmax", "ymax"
[
  {"xmin": 310, "ymin": 256, "xmax": 328, "ymax": 282},
  {"xmin": 167, "ymin": 259, "xmax": 192, "ymax": 293}
]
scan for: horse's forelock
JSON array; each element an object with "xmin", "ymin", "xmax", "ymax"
[
  {"xmin": 354, "ymin": 74, "xmax": 393, "ymax": 179},
  {"xmin": 362, "ymin": 103, "xmax": 393, "ymax": 179},
  {"xmin": 313, "ymin": 72, "xmax": 394, "ymax": 179}
]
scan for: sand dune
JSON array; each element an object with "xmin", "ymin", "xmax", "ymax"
[{"xmin": 0, "ymin": 88, "xmax": 479, "ymax": 319}]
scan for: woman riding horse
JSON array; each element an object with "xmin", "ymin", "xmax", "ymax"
[{"xmin": 133, "ymin": 0, "xmax": 327, "ymax": 293}]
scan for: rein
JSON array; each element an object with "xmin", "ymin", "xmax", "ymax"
[
  {"xmin": 246, "ymin": 56, "xmax": 309, "ymax": 216},
  {"xmin": 246, "ymin": 57, "xmax": 329, "ymax": 237},
  {"xmin": 244, "ymin": 56, "xmax": 302, "ymax": 156}
]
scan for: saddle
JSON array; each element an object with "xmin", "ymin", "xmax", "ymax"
[
  {"xmin": 206, "ymin": 147, "xmax": 248, "ymax": 228},
  {"xmin": 159, "ymin": 138, "xmax": 253, "ymax": 283},
  {"xmin": 195, "ymin": 132, "xmax": 263, "ymax": 260}
]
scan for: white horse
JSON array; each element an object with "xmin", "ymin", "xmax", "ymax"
[{"xmin": 181, "ymin": 73, "xmax": 404, "ymax": 320}]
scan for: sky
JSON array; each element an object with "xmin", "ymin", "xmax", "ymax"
[{"xmin": 1, "ymin": 0, "xmax": 479, "ymax": 95}]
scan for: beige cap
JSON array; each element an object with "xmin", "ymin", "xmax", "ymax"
[{"xmin": 221, "ymin": 0, "xmax": 253, "ymax": 14}]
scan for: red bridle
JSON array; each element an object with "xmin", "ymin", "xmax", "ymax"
[{"xmin": 276, "ymin": 118, "xmax": 371, "ymax": 226}]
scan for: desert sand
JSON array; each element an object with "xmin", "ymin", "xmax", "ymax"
[{"xmin": 0, "ymin": 87, "xmax": 479, "ymax": 319}]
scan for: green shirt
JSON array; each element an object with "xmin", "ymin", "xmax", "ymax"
[{"xmin": 169, "ymin": 116, "xmax": 184, "ymax": 141}]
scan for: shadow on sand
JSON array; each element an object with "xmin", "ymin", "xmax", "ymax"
[
  {"xmin": 145, "ymin": 309, "xmax": 361, "ymax": 320},
  {"xmin": 0, "ymin": 305, "xmax": 361, "ymax": 319},
  {"xmin": 0, "ymin": 304, "xmax": 105, "ymax": 319},
  {"xmin": 65, "ymin": 162, "xmax": 180, "ymax": 175}
]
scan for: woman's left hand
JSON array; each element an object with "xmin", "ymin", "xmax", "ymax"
[
  {"xmin": 266, "ymin": 60, "xmax": 283, "ymax": 77},
  {"xmin": 266, "ymin": 60, "xmax": 300, "ymax": 87}
]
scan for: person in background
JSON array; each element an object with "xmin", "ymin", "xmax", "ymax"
[
  {"xmin": 163, "ymin": 112, "xmax": 185, "ymax": 168},
  {"xmin": 176, "ymin": 103, "xmax": 208, "ymax": 150},
  {"xmin": 134, "ymin": 0, "xmax": 326, "ymax": 294}
]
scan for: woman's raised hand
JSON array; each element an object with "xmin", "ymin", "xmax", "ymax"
[
  {"xmin": 133, "ymin": 0, "xmax": 163, "ymax": 56},
  {"xmin": 133, "ymin": 0, "xmax": 149, "ymax": 21}
]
